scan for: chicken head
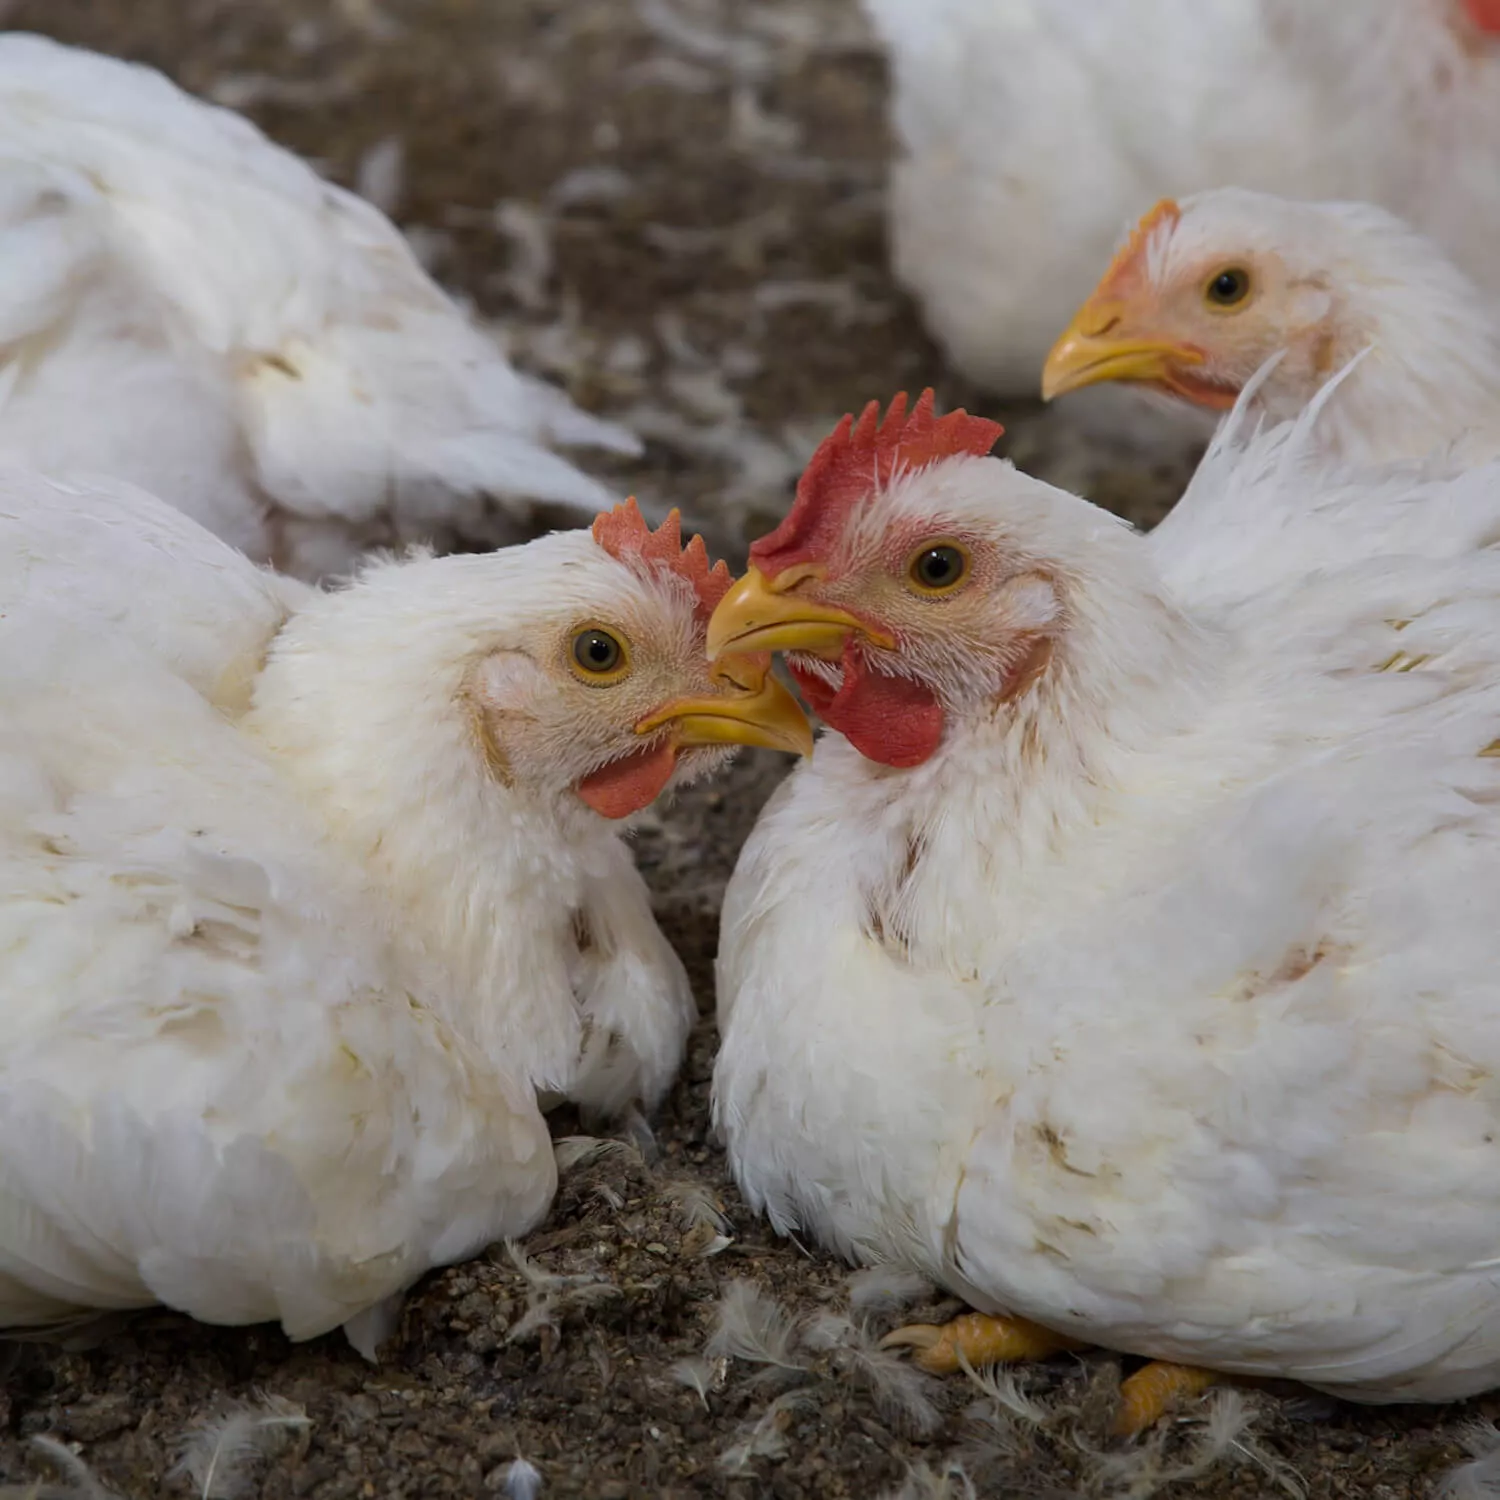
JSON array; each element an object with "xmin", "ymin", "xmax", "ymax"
[
  {"xmin": 1042, "ymin": 193, "xmax": 1348, "ymax": 414},
  {"xmin": 706, "ymin": 392, "xmax": 1076, "ymax": 768},
  {"xmin": 469, "ymin": 500, "xmax": 811, "ymax": 819},
  {"xmin": 1040, "ymin": 186, "xmax": 1500, "ymax": 433}
]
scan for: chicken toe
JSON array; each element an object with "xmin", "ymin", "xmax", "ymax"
[
  {"xmin": 880, "ymin": 1311, "xmax": 1087, "ymax": 1374},
  {"xmin": 1114, "ymin": 1362, "xmax": 1220, "ymax": 1435}
]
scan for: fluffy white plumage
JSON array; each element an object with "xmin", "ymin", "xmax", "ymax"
[
  {"xmin": 0, "ymin": 468, "xmax": 308, "ymax": 713},
  {"xmin": 864, "ymin": 0, "xmax": 1500, "ymax": 393},
  {"xmin": 0, "ymin": 33, "xmax": 638, "ymax": 579},
  {"xmin": 712, "ymin": 403, "xmax": 1500, "ymax": 1402},
  {"xmin": 0, "ymin": 470, "xmax": 772, "ymax": 1351}
]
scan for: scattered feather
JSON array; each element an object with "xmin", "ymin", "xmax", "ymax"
[
  {"xmin": 1438, "ymin": 1419, "xmax": 1500, "ymax": 1498},
  {"xmin": 957, "ymin": 1359, "xmax": 1050, "ymax": 1426},
  {"xmin": 354, "ymin": 136, "xmax": 405, "ymax": 215},
  {"xmin": 169, "ymin": 1393, "xmax": 310, "ymax": 1499},
  {"xmin": 549, "ymin": 166, "xmax": 635, "ymax": 210},
  {"xmin": 502, "ymin": 1241, "xmax": 618, "ymax": 1347},
  {"xmin": 504, "ymin": 1241, "xmax": 611, "ymax": 1291},
  {"xmin": 670, "ymin": 1353, "xmax": 729, "ymax": 1406},
  {"xmin": 622, "ymin": 55, "xmax": 719, "ymax": 93},
  {"xmin": 0, "ymin": 1437, "xmax": 122, "ymax": 1499},
  {"xmin": 728, "ymin": 83, "xmax": 801, "ymax": 155},
  {"xmin": 589, "ymin": 1338, "xmax": 615, "ymax": 1388},
  {"xmin": 492, "ymin": 200, "xmax": 555, "ymax": 312},
  {"xmin": 801, "ymin": 1312, "xmax": 942, "ymax": 1436},
  {"xmin": 206, "ymin": 73, "xmax": 361, "ymax": 110},
  {"xmin": 845, "ymin": 1265, "xmax": 934, "ymax": 1315},
  {"xmin": 875, "ymin": 1461, "xmax": 977, "ymax": 1500},
  {"xmin": 619, "ymin": 1106, "xmax": 661, "ymax": 1165},
  {"xmin": 552, "ymin": 1135, "xmax": 636, "ymax": 1175},
  {"xmin": 681, "ymin": 1223, "xmax": 733, "ymax": 1258},
  {"xmin": 634, "ymin": 0, "xmax": 771, "ymax": 81},
  {"xmin": 662, "ymin": 1180, "xmax": 732, "ymax": 1234},
  {"xmin": 752, "ymin": 278, "xmax": 892, "ymax": 327},
  {"xmin": 717, "ymin": 1391, "xmax": 815, "ymax": 1474},
  {"xmin": 1184, "ymin": 1390, "xmax": 1305, "ymax": 1499},
  {"xmin": 1079, "ymin": 1389, "xmax": 1304, "ymax": 1500},
  {"xmin": 500, "ymin": 1457, "xmax": 543, "ymax": 1500},
  {"xmin": 705, "ymin": 1281, "xmax": 808, "ymax": 1372}
]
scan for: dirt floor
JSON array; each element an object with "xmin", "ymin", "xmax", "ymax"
[{"xmin": 0, "ymin": 0, "xmax": 1494, "ymax": 1496}]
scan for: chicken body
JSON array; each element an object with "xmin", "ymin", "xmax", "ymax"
[
  {"xmin": 1044, "ymin": 189, "xmax": 1500, "ymax": 467},
  {"xmin": 0, "ymin": 472, "xmax": 805, "ymax": 1350},
  {"xmin": 0, "ymin": 34, "xmax": 637, "ymax": 579},
  {"xmin": 710, "ymin": 395, "xmax": 1500, "ymax": 1402},
  {"xmin": 865, "ymin": 0, "xmax": 1500, "ymax": 394}
]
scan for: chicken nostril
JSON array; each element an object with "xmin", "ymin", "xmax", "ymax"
[
  {"xmin": 711, "ymin": 663, "xmax": 754, "ymax": 693},
  {"xmin": 1085, "ymin": 314, "xmax": 1121, "ymax": 338},
  {"xmin": 767, "ymin": 563, "xmax": 825, "ymax": 597}
]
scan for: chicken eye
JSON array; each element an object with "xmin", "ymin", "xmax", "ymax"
[
  {"xmin": 569, "ymin": 626, "xmax": 629, "ymax": 681},
  {"xmin": 907, "ymin": 542, "xmax": 970, "ymax": 595},
  {"xmin": 1205, "ymin": 267, "xmax": 1251, "ymax": 308}
]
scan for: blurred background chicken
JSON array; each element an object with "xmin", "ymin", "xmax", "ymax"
[
  {"xmin": 0, "ymin": 475, "xmax": 807, "ymax": 1350},
  {"xmin": 1042, "ymin": 190, "xmax": 1500, "ymax": 466},
  {"xmin": 709, "ymin": 391, "xmax": 1500, "ymax": 1432},
  {"xmin": 862, "ymin": 0, "xmax": 1500, "ymax": 397},
  {"xmin": 0, "ymin": 34, "xmax": 640, "ymax": 581}
]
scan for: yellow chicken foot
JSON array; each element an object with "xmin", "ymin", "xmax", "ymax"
[
  {"xmin": 879, "ymin": 1311, "xmax": 1087, "ymax": 1374},
  {"xmin": 1113, "ymin": 1362, "xmax": 1221, "ymax": 1436}
]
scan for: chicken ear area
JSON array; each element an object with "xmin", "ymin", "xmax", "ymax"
[
  {"xmin": 575, "ymin": 739, "xmax": 679, "ymax": 818},
  {"xmin": 790, "ymin": 648, "xmax": 944, "ymax": 769}
]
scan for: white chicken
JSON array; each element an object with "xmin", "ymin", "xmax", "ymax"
[
  {"xmin": 707, "ymin": 389, "xmax": 1500, "ymax": 1432},
  {"xmin": 1042, "ymin": 189, "xmax": 1500, "ymax": 467},
  {"xmin": 0, "ymin": 33, "xmax": 638, "ymax": 580},
  {"xmin": 863, "ymin": 0, "xmax": 1500, "ymax": 394},
  {"xmin": 0, "ymin": 474, "xmax": 809, "ymax": 1351}
]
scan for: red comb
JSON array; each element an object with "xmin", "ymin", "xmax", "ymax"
[
  {"xmin": 1462, "ymin": 0, "xmax": 1500, "ymax": 33},
  {"xmin": 1095, "ymin": 198, "xmax": 1181, "ymax": 297},
  {"xmin": 592, "ymin": 499, "xmax": 733, "ymax": 622},
  {"xmin": 751, "ymin": 390, "xmax": 1003, "ymax": 575}
]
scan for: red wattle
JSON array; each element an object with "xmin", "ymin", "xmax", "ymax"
[
  {"xmin": 790, "ymin": 648, "xmax": 945, "ymax": 769},
  {"xmin": 576, "ymin": 741, "xmax": 678, "ymax": 818}
]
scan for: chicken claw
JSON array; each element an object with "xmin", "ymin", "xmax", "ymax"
[
  {"xmin": 879, "ymin": 1311, "xmax": 1086, "ymax": 1373},
  {"xmin": 1114, "ymin": 1362, "xmax": 1220, "ymax": 1435}
]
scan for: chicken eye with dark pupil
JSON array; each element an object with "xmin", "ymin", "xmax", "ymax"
[
  {"xmin": 913, "ymin": 545, "xmax": 966, "ymax": 590},
  {"xmin": 1207, "ymin": 268, "xmax": 1249, "ymax": 306},
  {"xmin": 573, "ymin": 629, "xmax": 622, "ymax": 674}
]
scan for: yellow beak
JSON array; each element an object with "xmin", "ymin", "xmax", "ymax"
[
  {"xmin": 1040, "ymin": 300, "xmax": 1205, "ymax": 401},
  {"xmin": 635, "ymin": 659, "xmax": 814, "ymax": 759},
  {"xmin": 705, "ymin": 565, "xmax": 893, "ymax": 662}
]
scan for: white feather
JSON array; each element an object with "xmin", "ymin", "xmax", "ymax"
[
  {"xmin": 501, "ymin": 1458, "xmax": 543, "ymax": 1500},
  {"xmin": 169, "ymin": 1395, "xmax": 310, "ymax": 1500},
  {"xmin": 0, "ymin": 34, "xmax": 638, "ymax": 579},
  {"xmin": 705, "ymin": 1280, "xmax": 808, "ymax": 1372},
  {"xmin": 0, "ymin": 1438, "xmax": 120, "ymax": 1500}
]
